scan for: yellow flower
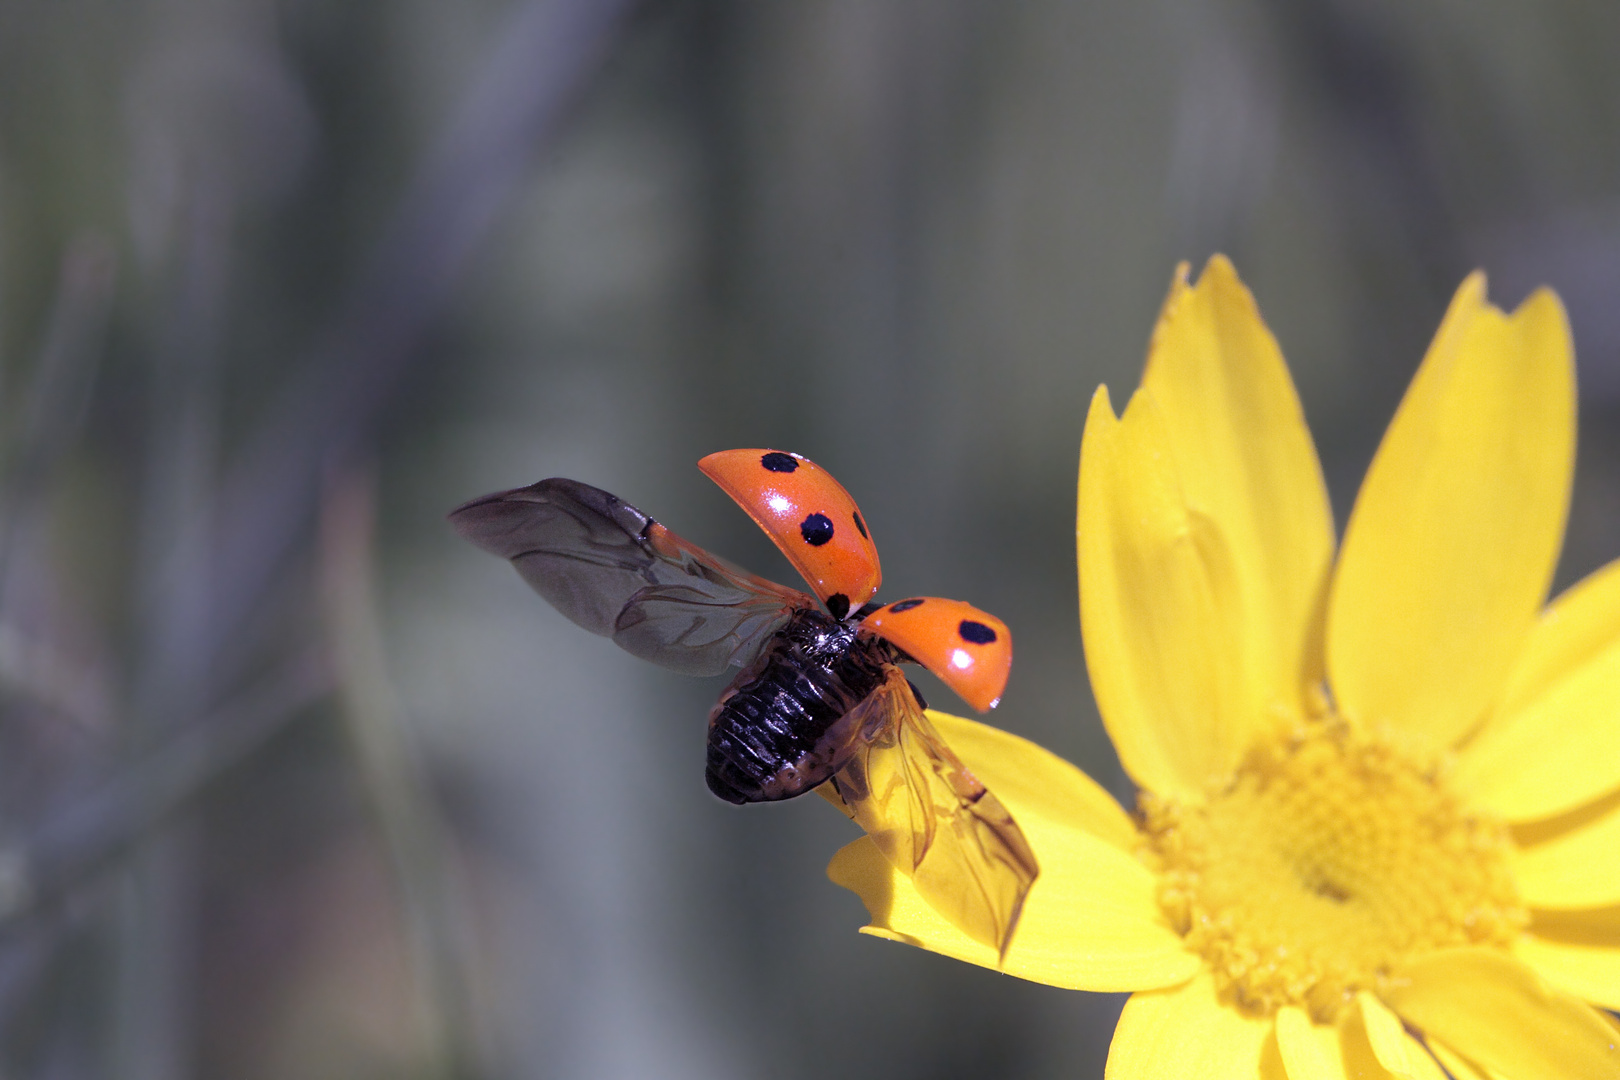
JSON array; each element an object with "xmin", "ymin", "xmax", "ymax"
[{"xmin": 829, "ymin": 256, "xmax": 1620, "ymax": 1079}]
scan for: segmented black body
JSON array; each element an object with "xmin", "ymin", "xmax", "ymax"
[{"xmin": 705, "ymin": 607, "xmax": 898, "ymax": 804}]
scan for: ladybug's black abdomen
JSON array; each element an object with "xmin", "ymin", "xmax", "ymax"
[{"xmin": 706, "ymin": 608, "xmax": 892, "ymax": 804}]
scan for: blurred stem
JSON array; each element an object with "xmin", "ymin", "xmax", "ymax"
[
  {"xmin": 0, "ymin": 649, "xmax": 329, "ymax": 931},
  {"xmin": 208, "ymin": 0, "xmax": 641, "ymax": 689},
  {"xmin": 119, "ymin": 166, "xmax": 230, "ymax": 1080},
  {"xmin": 0, "ymin": 237, "xmax": 118, "ymax": 734},
  {"xmin": 319, "ymin": 465, "xmax": 481, "ymax": 1079},
  {"xmin": 0, "ymin": 234, "xmax": 115, "ymax": 590}
]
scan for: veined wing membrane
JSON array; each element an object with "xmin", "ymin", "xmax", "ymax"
[
  {"xmin": 449, "ymin": 478, "xmax": 813, "ymax": 676},
  {"xmin": 828, "ymin": 667, "xmax": 1039, "ymax": 958}
]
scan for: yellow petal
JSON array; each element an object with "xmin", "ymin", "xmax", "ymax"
[
  {"xmin": 1335, "ymin": 1004, "xmax": 1405, "ymax": 1080},
  {"xmin": 826, "ymin": 827, "xmax": 1198, "ymax": 991},
  {"xmin": 1382, "ymin": 947, "xmax": 1620, "ymax": 1079},
  {"xmin": 1515, "ymin": 905, "xmax": 1620, "ymax": 1011},
  {"xmin": 1273, "ymin": 1002, "xmax": 1448, "ymax": 1080},
  {"xmin": 1275, "ymin": 1006, "xmax": 1347, "ymax": 1080},
  {"xmin": 1138, "ymin": 257, "xmax": 1335, "ymax": 731},
  {"xmin": 1327, "ymin": 278, "xmax": 1575, "ymax": 750},
  {"xmin": 1456, "ymin": 556, "xmax": 1620, "ymax": 821},
  {"xmin": 1079, "ymin": 385, "xmax": 1248, "ymax": 797},
  {"xmin": 1104, "ymin": 971, "xmax": 1282, "ymax": 1080},
  {"xmin": 1510, "ymin": 789, "xmax": 1620, "ymax": 908},
  {"xmin": 1355, "ymin": 993, "xmax": 1449, "ymax": 1080},
  {"xmin": 925, "ymin": 710, "xmax": 1139, "ymax": 852},
  {"xmin": 1425, "ymin": 1041, "xmax": 1492, "ymax": 1080}
]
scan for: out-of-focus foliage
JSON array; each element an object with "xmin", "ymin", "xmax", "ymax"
[{"xmin": 0, "ymin": 1, "xmax": 1616, "ymax": 1077}]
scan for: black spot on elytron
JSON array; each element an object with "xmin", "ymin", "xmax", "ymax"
[
  {"xmin": 906, "ymin": 679, "xmax": 929, "ymax": 711},
  {"xmin": 760, "ymin": 451, "xmax": 799, "ymax": 473},
  {"xmin": 825, "ymin": 593, "xmax": 850, "ymax": 620},
  {"xmin": 958, "ymin": 619, "xmax": 997, "ymax": 645},
  {"xmin": 888, "ymin": 598, "xmax": 925, "ymax": 613},
  {"xmin": 852, "ymin": 511, "xmax": 868, "ymax": 539},
  {"xmin": 800, "ymin": 512, "xmax": 834, "ymax": 546}
]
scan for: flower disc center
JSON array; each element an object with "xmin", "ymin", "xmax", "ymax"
[{"xmin": 1141, "ymin": 718, "xmax": 1523, "ymax": 1020}]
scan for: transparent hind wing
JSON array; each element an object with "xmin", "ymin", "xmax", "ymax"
[
  {"xmin": 828, "ymin": 667, "xmax": 1039, "ymax": 958},
  {"xmin": 615, "ymin": 522, "xmax": 813, "ymax": 673},
  {"xmin": 450, "ymin": 478, "xmax": 813, "ymax": 676}
]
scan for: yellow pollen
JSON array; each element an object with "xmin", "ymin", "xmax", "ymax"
[{"xmin": 1139, "ymin": 716, "xmax": 1524, "ymax": 1021}]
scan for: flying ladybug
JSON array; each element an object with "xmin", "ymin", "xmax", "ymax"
[{"xmin": 448, "ymin": 449, "xmax": 1038, "ymax": 955}]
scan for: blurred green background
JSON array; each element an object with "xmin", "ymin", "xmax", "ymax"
[{"xmin": 0, "ymin": 1, "xmax": 1617, "ymax": 1077}]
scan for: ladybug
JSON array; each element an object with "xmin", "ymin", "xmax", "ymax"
[{"xmin": 449, "ymin": 449, "xmax": 1037, "ymax": 954}]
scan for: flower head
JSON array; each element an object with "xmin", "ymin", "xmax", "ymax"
[{"xmin": 830, "ymin": 257, "xmax": 1620, "ymax": 1078}]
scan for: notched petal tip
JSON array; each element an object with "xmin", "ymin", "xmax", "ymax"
[
  {"xmin": 1133, "ymin": 252, "xmax": 1337, "ymax": 736},
  {"xmin": 1077, "ymin": 385, "xmax": 1119, "ymax": 543},
  {"xmin": 1085, "ymin": 382, "xmax": 1119, "ymax": 428},
  {"xmin": 1327, "ymin": 265, "xmax": 1576, "ymax": 750},
  {"xmin": 1456, "ymin": 268, "xmax": 1488, "ymax": 303},
  {"xmin": 1162, "ymin": 257, "xmax": 1194, "ymax": 301},
  {"xmin": 1194, "ymin": 251, "xmax": 1242, "ymax": 291},
  {"xmin": 1159, "ymin": 253, "xmax": 1255, "ymax": 333},
  {"xmin": 1510, "ymin": 283, "xmax": 1576, "ymax": 376}
]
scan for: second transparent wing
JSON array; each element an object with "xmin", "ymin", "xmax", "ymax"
[
  {"xmin": 826, "ymin": 666, "xmax": 1039, "ymax": 958},
  {"xmin": 449, "ymin": 477, "xmax": 814, "ymax": 676}
]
